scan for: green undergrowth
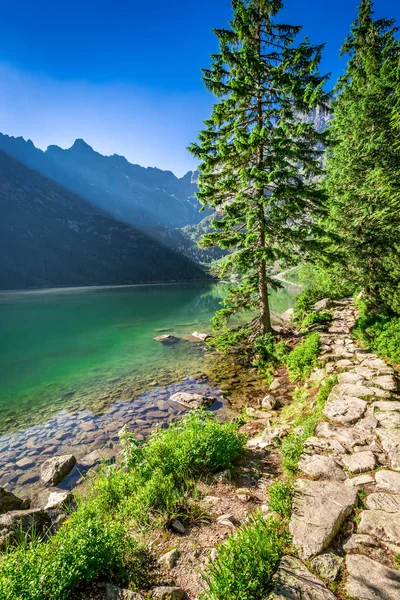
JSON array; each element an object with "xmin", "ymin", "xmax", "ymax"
[
  {"xmin": 353, "ymin": 310, "xmax": 400, "ymax": 364},
  {"xmin": 300, "ymin": 311, "xmax": 332, "ymax": 331},
  {"xmin": 200, "ymin": 513, "xmax": 290, "ymax": 600},
  {"xmin": 0, "ymin": 410, "xmax": 246, "ymax": 600},
  {"xmin": 286, "ymin": 332, "xmax": 321, "ymax": 381},
  {"xmin": 280, "ymin": 377, "xmax": 337, "ymax": 477},
  {"xmin": 267, "ymin": 481, "xmax": 293, "ymax": 520}
]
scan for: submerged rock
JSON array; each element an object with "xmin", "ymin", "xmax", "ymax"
[
  {"xmin": 153, "ymin": 335, "xmax": 179, "ymax": 344},
  {"xmin": 40, "ymin": 454, "xmax": 76, "ymax": 486},
  {"xmin": 169, "ymin": 392, "xmax": 214, "ymax": 409},
  {"xmin": 191, "ymin": 331, "xmax": 210, "ymax": 342}
]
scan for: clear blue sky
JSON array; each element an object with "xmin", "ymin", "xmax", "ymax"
[{"xmin": 0, "ymin": 0, "xmax": 399, "ymax": 175}]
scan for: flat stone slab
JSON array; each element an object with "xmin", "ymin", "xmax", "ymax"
[
  {"xmin": 331, "ymin": 382, "xmax": 376, "ymax": 399},
  {"xmin": 376, "ymin": 470, "xmax": 400, "ymax": 493},
  {"xmin": 376, "ymin": 426, "xmax": 400, "ymax": 471},
  {"xmin": 373, "ymin": 401, "xmax": 400, "ymax": 412},
  {"xmin": 303, "ymin": 436, "xmax": 346, "ymax": 456},
  {"xmin": 316, "ymin": 421, "xmax": 369, "ymax": 450},
  {"xmin": 338, "ymin": 372, "xmax": 366, "ymax": 385},
  {"xmin": 358, "ymin": 509, "xmax": 400, "ymax": 547},
  {"xmin": 345, "ymin": 473, "xmax": 375, "ymax": 487},
  {"xmin": 323, "ymin": 395, "xmax": 367, "ymax": 425},
  {"xmin": 372, "ymin": 375, "xmax": 398, "ymax": 392},
  {"xmin": 342, "ymin": 451, "xmax": 376, "ymax": 474},
  {"xmin": 289, "ymin": 479, "xmax": 357, "ymax": 559},
  {"xmin": 298, "ymin": 454, "xmax": 346, "ymax": 481},
  {"xmin": 366, "ymin": 492, "xmax": 400, "ymax": 513},
  {"xmin": 269, "ymin": 555, "xmax": 336, "ymax": 599},
  {"xmin": 345, "ymin": 555, "xmax": 400, "ymax": 600}
]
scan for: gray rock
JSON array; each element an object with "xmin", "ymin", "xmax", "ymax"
[
  {"xmin": 342, "ymin": 451, "xmax": 376, "ymax": 474},
  {"xmin": 358, "ymin": 509, "xmax": 400, "ymax": 547},
  {"xmin": 331, "ymin": 382, "xmax": 377, "ymax": 399},
  {"xmin": 303, "ymin": 436, "xmax": 346, "ymax": 456},
  {"xmin": 270, "ymin": 379, "xmax": 281, "ymax": 391},
  {"xmin": 316, "ymin": 421, "xmax": 368, "ymax": 450},
  {"xmin": 372, "ymin": 375, "xmax": 398, "ymax": 392},
  {"xmin": 298, "ymin": 454, "xmax": 346, "ymax": 481},
  {"xmin": 169, "ymin": 392, "xmax": 213, "ymax": 409},
  {"xmin": 366, "ymin": 492, "xmax": 400, "ymax": 513},
  {"xmin": 323, "ymin": 395, "xmax": 367, "ymax": 425},
  {"xmin": 376, "ymin": 470, "xmax": 400, "ymax": 493},
  {"xmin": 79, "ymin": 447, "xmax": 116, "ymax": 467},
  {"xmin": 345, "ymin": 555, "xmax": 400, "ymax": 600},
  {"xmin": 261, "ymin": 394, "xmax": 277, "ymax": 410},
  {"xmin": 314, "ymin": 298, "xmax": 335, "ymax": 312},
  {"xmin": 375, "ymin": 416, "xmax": 400, "ymax": 471},
  {"xmin": 170, "ymin": 519, "xmax": 186, "ymax": 534},
  {"xmin": 280, "ymin": 308, "xmax": 295, "ymax": 324},
  {"xmin": 343, "ymin": 533, "xmax": 387, "ymax": 562},
  {"xmin": 345, "ymin": 473, "xmax": 375, "ymax": 487},
  {"xmin": 40, "ymin": 454, "xmax": 76, "ymax": 486},
  {"xmin": 158, "ymin": 549, "xmax": 179, "ymax": 569},
  {"xmin": 289, "ymin": 479, "xmax": 357, "ymax": 559},
  {"xmin": 269, "ymin": 555, "xmax": 336, "ymax": 599},
  {"xmin": 0, "ymin": 487, "xmax": 29, "ymax": 514},
  {"xmin": 106, "ymin": 584, "xmax": 144, "ymax": 599},
  {"xmin": 335, "ymin": 359, "xmax": 354, "ymax": 369},
  {"xmin": 338, "ymin": 372, "xmax": 366, "ymax": 385},
  {"xmin": 311, "ymin": 553, "xmax": 343, "ymax": 582},
  {"xmin": 152, "ymin": 587, "xmax": 185, "ymax": 600},
  {"xmin": 0, "ymin": 508, "xmax": 51, "ymax": 550},
  {"xmin": 33, "ymin": 487, "xmax": 73, "ymax": 510}
]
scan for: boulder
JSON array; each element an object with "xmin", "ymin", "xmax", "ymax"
[
  {"xmin": 269, "ymin": 555, "xmax": 336, "ymax": 599},
  {"xmin": 358, "ymin": 509, "xmax": 400, "ymax": 547},
  {"xmin": 366, "ymin": 492, "xmax": 400, "ymax": 513},
  {"xmin": 298, "ymin": 454, "xmax": 346, "ymax": 481},
  {"xmin": 33, "ymin": 487, "xmax": 73, "ymax": 510},
  {"xmin": 153, "ymin": 335, "xmax": 179, "ymax": 344},
  {"xmin": 106, "ymin": 584, "xmax": 145, "ymax": 599},
  {"xmin": 323, "ymin": 394, "xmax": 367, "ymax": 425},
  {"xmin": 152, "ymin": 587, "xmax": 185, "ymax": 600},
  {"xmin": 310, "ymin": 552, "xmax": 343, "ymax": 582},
  {"xmin": 169, "ymin": 392, "xmax": 213, "ymax": 410},
  {"xmin": 0, "ymin": 508, "xmax": 51, "ymax": 550},
  {"xmin": 40, "ymin": 454, "xmax": 76, "ymax": 486},
  {"xmin": 375, "ymin": 469, "xmax": 400, "ymax": 493},
  {"xmin": 0, "ymin": 487, "xmax": 29, "ymax": 514},
  {"xmin": 314, "ymin": 298, "xmax": 335, "ymax": 312},
  {"xmin": 345, "ymin": 555, "xmax": 400, "ymax": 600},
  {"xmin": 289, "ymin": 479, "xmax": 357, "ymax": 559},
  {"xmin": 342, "ymin": 451, "xmax": 376, "ymax": 475},
  {"xmin": 280, "ymin": 308, "xmax": 294, "ymax": 324}
]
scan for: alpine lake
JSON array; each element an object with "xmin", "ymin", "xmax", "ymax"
[{"xmin": 0, "ymin": 280, "xmax": 300, "ymax": 496}]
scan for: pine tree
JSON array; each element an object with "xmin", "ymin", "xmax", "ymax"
[
  {"xmin": 189, "ymin": 0, "xmax": 329, "ymax": 338},
  {"xmin": 324, "ymin": 0, "xmax": 400, "ymax": 313}
]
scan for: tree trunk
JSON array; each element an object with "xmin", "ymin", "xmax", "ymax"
[{"xmin": 256, "ymin": 13, "xmax": 273, "ymax": 336}]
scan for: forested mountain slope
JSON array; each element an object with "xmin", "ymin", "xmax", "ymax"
[{"xmin": 0, "ymin": 151, "xmax": 208, "ymax": 290}]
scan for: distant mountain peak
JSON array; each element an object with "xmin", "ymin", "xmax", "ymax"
[{"xmin": 70, "ymin": 139, "xmax": 94, "ymax": 152}]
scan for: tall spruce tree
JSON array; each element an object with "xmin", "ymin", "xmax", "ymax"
[
  {"xmin": 324, "ymin": 0, "xmax": 400, "ymax": 313},
  {"xmin": 189, "ymin": 0, "xmax": 329, "ymax": 338}
]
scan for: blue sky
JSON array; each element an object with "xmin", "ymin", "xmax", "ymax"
[{"xmin": 0, "ymin": 0, "xmax": 399, "ymax": 175}]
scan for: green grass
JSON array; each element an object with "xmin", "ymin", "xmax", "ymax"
[
  {"xmin": 200, "ymin": 513, "xmax": 290, "ymax": 600},
  {"xmin": 281, "ymin": 377, "xmax": 336, "ymax": 477},
  {"xmin": 300, "ymin": 311, "xmax": 332, "ymax": 331},
  {"xmin": 285, "ymin": 332, "xmax": 320, "ymax": 381},
  {"xmin": 0, "ymin": 410, "xmax": 246, "ymax": 600}
]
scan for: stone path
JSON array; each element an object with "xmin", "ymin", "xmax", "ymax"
[{"xmin": 277, "ymin": 299, "xmax": 400, "ymax": 599}]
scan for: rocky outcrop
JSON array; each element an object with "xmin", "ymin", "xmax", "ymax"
[
  {"xmin": 0, "ymin": 487, "xmax": 29, "ymax": 514},
  {"xmin": 0, "ymin": 508, "xmax": 51, "ymax": 550},
  {"xmin": 40, "ymin": 454, "xmax": 76, "ymax": 486}
]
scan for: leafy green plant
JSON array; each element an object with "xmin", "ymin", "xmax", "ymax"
[
  {"xmin": 300, "ymin": 311, "xmax": 332, "ymax": 331},
  {"xmin": 201, "ymin": 514, "xmax": 290, "ymax": 600},
  {"xmin": 268, "ymin": 481, "xmax": 292, "ymax": 520},
  {"xmin": 281, "ymin": 377, "xmax": 336, "ymax": 476},
  {"xmin": 207, "ymin": 327, "xmax": 251, "ymax": 354},
  {"xmin": 353, "ymin": 312, "xmax": 400, "ymax": 363},
  {"xmin": 285, "ymin": 333, "xmax": 320, "ymax": 381}
]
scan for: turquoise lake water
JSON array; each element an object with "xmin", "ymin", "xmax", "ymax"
[{"xmin": 0, "ymin": 282, "xmax": 299, "ymax": 435}]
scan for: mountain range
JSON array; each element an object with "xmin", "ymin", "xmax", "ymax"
[{"xmin": 0, "ymin": 151, "xmax": 207, "ymax": 290}]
